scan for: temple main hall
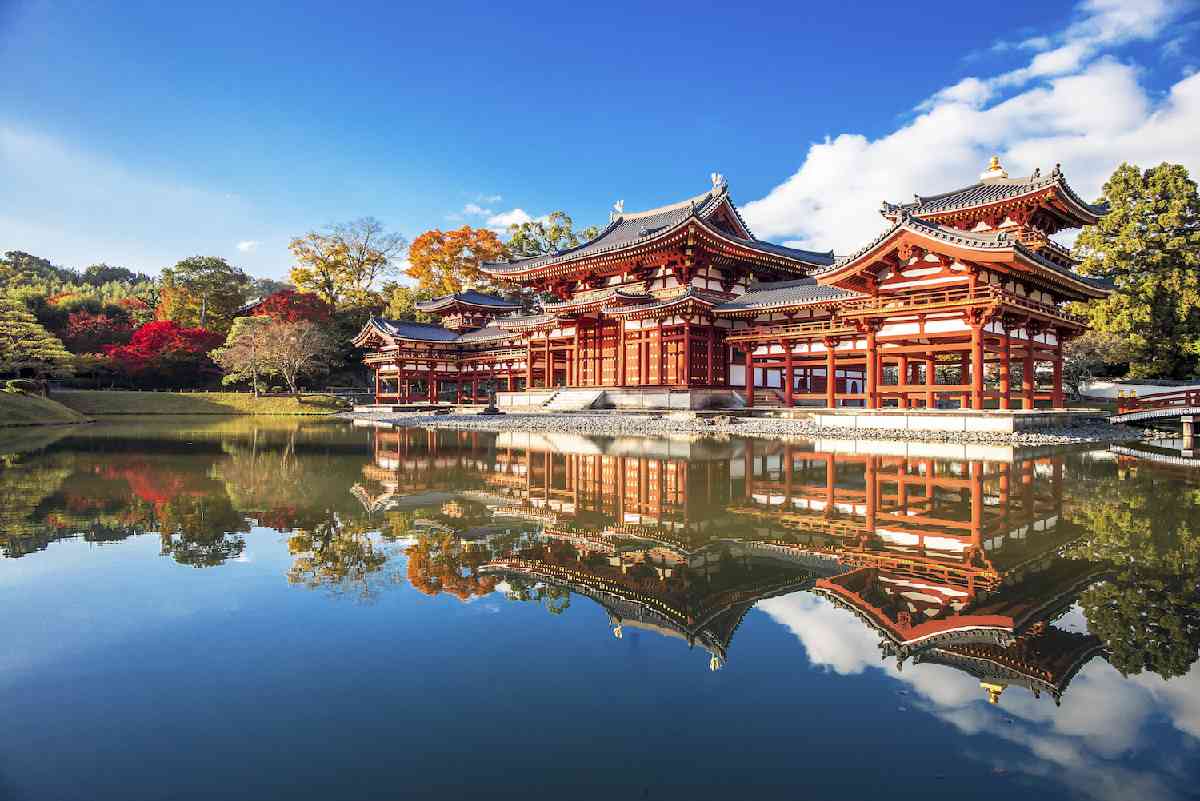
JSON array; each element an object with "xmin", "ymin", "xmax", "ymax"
[{"xmin": 354, "ymin": 160, "xmax": 1109, "ymax": 411}]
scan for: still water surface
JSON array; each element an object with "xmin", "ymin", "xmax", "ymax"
[{"xmin": 1, "ymin": 418, "xmax": 1197, "ymax": 801}]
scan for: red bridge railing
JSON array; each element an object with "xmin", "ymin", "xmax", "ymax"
[{"xmin": 1116, "ymin": 389, "xmax": 1200, "ymax": 415}]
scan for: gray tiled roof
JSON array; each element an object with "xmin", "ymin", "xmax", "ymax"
[
  {"xmin": 456, "ymin": 325, "xmax": 515, "ymax": 343},
  {"xmin": 881, "ymin": 168, "xmax": 1106, "ymax": 220},
  {"xmin": 366, "ymin": 318, "xmax": 524, "ymax": 344},
  {"xmin": 481, "ymin": 186, "xmax": 833, "ymax": 275},
  {"xmin": 726, "ymin": 235, "xmax": 834, "ymax": 265},
  {"xmin": 495, "ymin": 312, "xmax": 556, "ymax": 329},
  {"xmin": 603, "ymin": 287, "xmax": 724, "ymax": 315},
  {"xmin": 715, "ymin": 278, "xmax": 861, "ymax": 312},
  {"xmin": 370, "ymin": 318, "xmax": 460, "ymax": 342},
  {"xmin": 821, "ymin": 214, "xmax": 1110, "ymax": 292},
  {"xmin": 415, "ymin": 290, "xmax": 521, "ymax": 311}
]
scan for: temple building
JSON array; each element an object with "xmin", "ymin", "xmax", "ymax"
[{"xmin": 354, "ymin": 160, "xmax": 1109, "ymax": 410}]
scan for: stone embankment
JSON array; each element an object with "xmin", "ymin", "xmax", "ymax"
[{"xmin": 341, "ymin": 410, "xmax": 1147, "ymax": 446}]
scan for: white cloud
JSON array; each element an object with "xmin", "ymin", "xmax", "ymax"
[
  {"xmin": 462, "ymin": 202, "xmax": 493, "ymax": 216},
  {"xmin": 743, "ymin": 0, "xmax": 1200, "ymax": 255},
  {"xmin": 486, "ymin": 208, "xmax": 535, "ymax": 229},
  {"xmin": 236, "ymin": 240, "xmax": 260, "ymax": 252}
]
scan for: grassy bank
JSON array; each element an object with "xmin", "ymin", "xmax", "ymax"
[
  {"xmin": 0, "ymin": 392, "xmax": 92, "ymax": 427},
  {"xmin": 56, "ymin": 390, "xmax": 347, "ymax": 417}
]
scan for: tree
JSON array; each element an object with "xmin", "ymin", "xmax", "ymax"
[
  {"xmin": 250, "ymin": 277, "xmax": 292, "ymax": 298},
  {"xmin": 0, "ymin": 294, "xmax": 75, "ymax": 378},
  {"xmin": 0, "ymin": 251, "xmax": 77, "ymax": 286},
  {"xmin": 505, "ymin": 210, "xmax": 599, "ymax": 258},
  {"xmin": 81, "ymin": 263, "xmax": 148, "ymax": 286},
  {"xmin": 103, "ymin": 321, "xmax": 222, "ymax": 387},
  {"xmin": 212, "ymin": 316, "xmax": 274, "ymax": 394},
  {"xmin": 157, "ymin": 256, "xmax": 251, "ymax": 334},
  {"xmin": 260, "ymin": 318, "xmax": 336, "ymax": 394},
  {"xmin": 1062, "ymin": 330, "xmax": 1132, "ymax": 397},
  {"xmin": 380, "ymin": 283, "xmax": 436, "ymax": 322},
  {"xmin": 289, "ymin": 218, "xmax": 406, "ymax": 308},
  {"xmin": 406, "ymin": 226, "xmax": 506, "ymax": 295},
  {"xmin": 250, "ymin": 289, "xmax": 332, "ymax": 322},
  {"xmin": 60, "ymin": 309, "xmax": 133, "ymax": 354},
  {"xmin": 1074, "ymin": 163, "xmax": 1200, "ymax": 378}
]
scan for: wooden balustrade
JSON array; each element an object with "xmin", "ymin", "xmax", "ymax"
[
  {"xmin": 729, "ymin": 286, "xmax": 1082, "ymax": 347},
  {"xmin": 1116, "ymin": 388, "xmax": 1200, "ymax": 414}
]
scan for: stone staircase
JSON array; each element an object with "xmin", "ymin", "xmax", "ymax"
[
  {"xmin": 543, "ymin": 388, "xmax": 606, "ymax": 411},
  {"xmin": 750, "ymin": 389, "xmax": 788, "ymax": 409}
]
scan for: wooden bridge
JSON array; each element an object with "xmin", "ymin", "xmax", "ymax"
[{"xmin": 1110, "ymin": 388, "xmax": 1200, "ymax": 424}]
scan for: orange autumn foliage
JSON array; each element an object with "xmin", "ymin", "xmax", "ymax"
[{"xmin": 405, "ymin": 226, "xmax": 507, "ymax": 295}]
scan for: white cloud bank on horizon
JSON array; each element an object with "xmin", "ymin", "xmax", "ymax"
[{"xmin": 742, "ymin": 0, "xmax": 1200, "ymax": 255}]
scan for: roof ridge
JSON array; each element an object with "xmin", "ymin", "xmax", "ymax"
[
  {"xmin": 620, "ymin": 187, "xmax": 720, "ymax": 220},
  {"xmin": 744, "ymin": 277, "xmax": 817, "ymax": 292}
]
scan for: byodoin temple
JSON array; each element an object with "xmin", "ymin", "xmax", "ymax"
[{"xmin": 354, "ymin": 159, "xmax": 1109, "ymax": 410}]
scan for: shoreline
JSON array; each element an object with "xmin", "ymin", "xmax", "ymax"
[{"xmin": 339, "ymin": 410, "xmax": 1148, "ymax": 446}]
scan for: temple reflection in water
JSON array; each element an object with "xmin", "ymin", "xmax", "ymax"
[{"xmin": 356, "ymin": 425, "xmax": 1107, "ymax": 703}]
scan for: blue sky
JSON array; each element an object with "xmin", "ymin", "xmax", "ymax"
[{"xmin": 1, "ymin": 0, "xmax": 1198, "ymax": 280}]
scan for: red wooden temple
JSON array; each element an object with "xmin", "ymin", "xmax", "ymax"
[{"xmin": 354, "ymin": 160, "xmax": 1109, "ymax": 410}]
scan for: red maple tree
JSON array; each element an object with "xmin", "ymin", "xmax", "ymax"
[
  {"xmin": 251, "ymin": 289, "xmax": 331, "ymax": 322},
  {"xmin": 61, "ymin": 310, "xmax": 133, "ymax": 353},
  {"xmin": 103, "ymin": 321, "xmax": 222, "ymax": 386}
]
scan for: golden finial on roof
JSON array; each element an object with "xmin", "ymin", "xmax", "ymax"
[
  {"xmin": 980, "ymin": 155, "xmax": 1009, "ymax": 180},
  {"xmin": 981, "ymin": 681, "xmax": 1006, "ymax": 704}
]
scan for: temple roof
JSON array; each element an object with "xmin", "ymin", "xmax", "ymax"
[
  {"xmin": 456, "ymin": 325, "xmax": 515, "ymax": 343},
  {"xmin": 819, "ymin": 213, "xmax": 1111, "ymax": 298},
  {"xmin": 881, "ymin": 165, "xmax": 1106, "ymax": 226},
  {"xmin": 715, "ymin": 278, "xmax": 861, "ymax": 313},
  {"xmin": 479, "ymin": 183, "xmax": 834, "ymax": 278},
  {"xmin": 603, "ymin": 287, "xmax": 725, "ymax": 317},
  {"xmin": 361, "ymin": 317, "xmax": 460, "ymax": 343},
  {"xmin": 415, "ymin": 289, "xmax": 522, "ymax": 313},
  {"xmin": 353, "ymin": 316, "xmax": 524, "ymax": 346}
]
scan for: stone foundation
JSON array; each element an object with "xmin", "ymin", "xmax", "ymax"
[
  {"xmin": 495, "ymin": 388, "xmax": 743, "ymax": 411},
  {"xmin": 764, "ymin": 408, "xmax": 1103, "ymax": 433}
]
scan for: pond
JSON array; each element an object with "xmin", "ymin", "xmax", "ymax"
[{"xmin": 1, "ymin": 418, "xmax": 1197, "ymax": 801}]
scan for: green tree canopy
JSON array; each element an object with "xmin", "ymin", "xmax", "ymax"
[
  {"xmin": 1074, "ymin": 162, "xmax": 1200, "ymax": 378},
  {"xmin": 380, "ymin": 283, "xmax": 436, "ymax": 322},
  {"xmin": 82, "ymin": 263, "xmax": 149, "ymax": 286},
  {"xmin": 505, "ymin": 211, "xmax": 599, "ymax": 259},
  {"xmin": 0, "ymin": 294, "xmax": 75, "ymax": 378},
  {"xmin": 158, "ymin": 256, "xmax": 252, "ymax": 334},
  {"xmin": 0, "ymin": 250, "xmax": 78, "ymax": 286}
]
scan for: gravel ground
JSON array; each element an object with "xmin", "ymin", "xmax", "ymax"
[{"xmin": 340, "ymin": 410, "xmax": 1149, "ymax": 446}]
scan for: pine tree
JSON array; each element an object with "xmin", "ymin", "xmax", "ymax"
[
  {"xmin": 1074, "ymin": 162, "xmax": 1200, "ymax": 378},
  {"xmin": 0, "ymin": 294, "xmax": 75, "ymax": 378}
]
